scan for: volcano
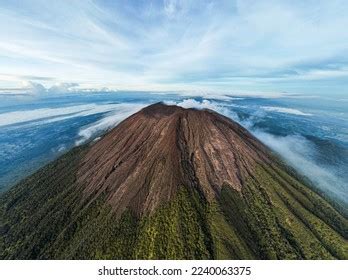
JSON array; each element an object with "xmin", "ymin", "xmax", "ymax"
[{"xmin": 0, "ymin": 103, "xmax": 347, "ymax": 259}]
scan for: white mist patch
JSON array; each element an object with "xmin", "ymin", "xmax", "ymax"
[
  {"xmin": 75, "ymin": 103, "xmax": 147, "ymax": 145},
  {"xmin": 0, "ymin": 104, "xmax": 132, "ymax": 127},
  {"xmin": 52, "ymin": 144, "xmax": 67, "ymax": 153},
  {"xmin": 253, "ymin": 130, "xmax": 347, "ymax": 203},
  {"xmin": 261, "ymin": 106, "xmax": 312, "ymax": 116}
]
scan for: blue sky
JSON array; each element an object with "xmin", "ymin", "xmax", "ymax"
[{"xmin": 0, "ymin": 0, "xmax": 348, "ymax": 96}]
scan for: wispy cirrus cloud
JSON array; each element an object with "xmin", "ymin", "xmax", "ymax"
[{"xmin": 0, "ymin": 0, "xmax": 347, "ymax": 95}]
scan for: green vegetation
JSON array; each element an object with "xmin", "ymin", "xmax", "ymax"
[
  {"xmin": 46, "ymin": 185, "xmax": 215, "ymax": 260},
  {"xmin": 0, "ymin": 146, "xmax": 88, "ymax": 259},
  {"xmin": 134, "ymin": 186, "xmax": 213, "ymax": 259},
  {"xmin": 215, "ymin": 164, "xmax": 348, "ymax": 259},
  {"xmin": 0, "ymin": 146, "xmax": 347, "ymax": 259},
  {"xmin": 0, "ymin": 146, "xmax": 215, "ymax": 259}
]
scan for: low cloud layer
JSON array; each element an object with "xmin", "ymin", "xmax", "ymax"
[
  {"xmin": 261, "ymin": 106, "xmax": 312, "ymax": 116},
  {"xmin": 0, "ymin": 103, "xmax": 138, "ymax": 127},
  {"xmin": 75, "ymin": 103, "xmax": 148, "ymax": 145},
  {"xmin": 253, "ymin": 131, "xmax": 347, "ymax": 203}
]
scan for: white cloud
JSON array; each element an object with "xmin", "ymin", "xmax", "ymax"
[
  {"xmin": 22, "ymin": 81, "xmax": 46, "ymax": 94},
  {"xmin": 0, "ymin": 103, "xmax": 141, "ymax": 127},
  {"xmin": 261, "ymin": 106, "xmax": 312, "ymax": 116},
  {"xmin": 75, "ymin": 103, "xmax": 147, "ymax": 145},
  {"xmin": 252, "ymin": 131, "xmax": 347, "ymax": 203},
  {"xmin": 49, "ymin": 82, "xmax": 79, "ymax": 93},
  {"xmin": 165, "ymin": 98, "xmax": 223, "ymax": 111},
  {"xmin": 10, "ymin": 81, "xmax": 82, "ymax": 95},
  {"xmin": 177, "ymin": 99, "xmax": 215, "ymax": 109}
]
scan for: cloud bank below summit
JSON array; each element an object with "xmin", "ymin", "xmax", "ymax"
[
  {"xmin": 0, "ymin": 103, "xmax": 144, "ymax": 127},
  {"xmin": 75, "ymin": 103, "xmax": 147, "ymax": 145}
]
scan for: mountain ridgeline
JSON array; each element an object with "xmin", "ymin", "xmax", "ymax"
[{"xmin": 0, "ymin": 103, "xmax": 347, "ymax": 259}]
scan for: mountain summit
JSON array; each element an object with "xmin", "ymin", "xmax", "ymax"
[
  {"xmin": 1, "ymin": 103, "xmax": 347, "ymax": 259},
  {"xmin": 78, "ymin": 102, "xmax": 271, "ymax": 217}
]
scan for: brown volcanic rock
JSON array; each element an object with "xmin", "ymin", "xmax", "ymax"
[{"xmin": 77, "ymin": 103, "xmax": 272, "ymax": 217}]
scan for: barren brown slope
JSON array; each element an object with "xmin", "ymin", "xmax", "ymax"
[{"xmin": 77, "ymin": 102, "xmax": 272, "ymax": 217}]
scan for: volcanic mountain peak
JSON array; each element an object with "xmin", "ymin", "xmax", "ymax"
[
  {"xmin": 2, "ymin": 103, "xmax": 347, "ymax": 260},
  {"xmin": 77, "ymin": 103, "xmax": 270, "ymax": 216}
]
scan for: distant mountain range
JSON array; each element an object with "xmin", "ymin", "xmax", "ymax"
[{"xmin": 0, "ymin": 103, "xmax": 347, "ymax": 259}]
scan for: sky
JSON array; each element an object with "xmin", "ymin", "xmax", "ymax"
[{"xmin": 0, "ymin": 0, "xmax": 348, "ymax": 96}]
